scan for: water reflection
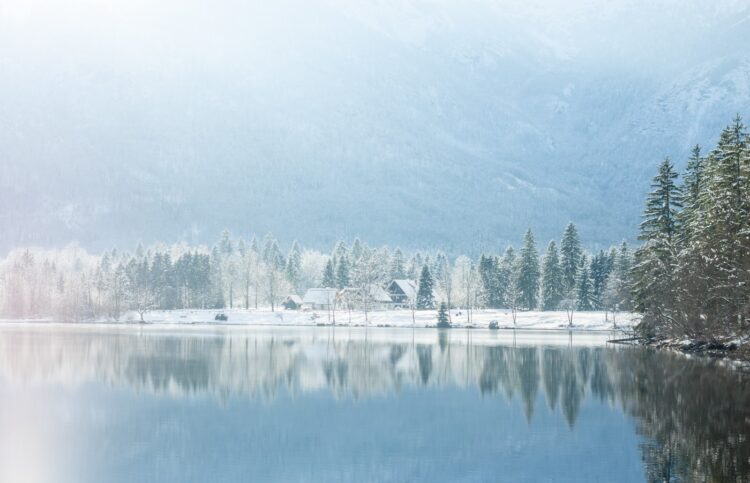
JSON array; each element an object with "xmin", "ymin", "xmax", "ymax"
[{"xmin": 0, "ymin": 325, "xmax": 747, "ymax": 482}]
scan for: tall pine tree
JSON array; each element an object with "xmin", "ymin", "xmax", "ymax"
[
  {"xmin": 541, "ymin": 241, "xmax": 563, "ymax": 310},
  {"xmin": 416, "ymin": 265, "xmax": 435, "ymax": 310},
  {"xmin": 632, "ymin": 157, "xmax": 682, "ymax": 335},
  {"xmin": 517, "ymin": 229, "xmax": 540, "ymax": 310},
  {"xmin": 575, "ymin": 255, "xmax": 594, "ymax": 311},
  {"xmin": 560, "ymin": 223, "xmax": 582, "ymax": 297}
]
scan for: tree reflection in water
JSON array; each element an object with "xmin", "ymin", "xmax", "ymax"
[{"xmin": 0, "ymin": 326, "xmax": 747, "ymax": 481}]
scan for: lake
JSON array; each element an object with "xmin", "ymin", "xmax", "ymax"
[{"xmin": 0, "ymin": 324, "xmax": 748, "ymax": 482}]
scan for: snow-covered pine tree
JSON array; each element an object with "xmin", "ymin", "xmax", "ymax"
[
  {"xmin": 350, "ymin": 238, "xmax": 364, "ymax": 264},
  {"xmin": 322, "ymin": 259, "xmax": 336, "ymax": 288},
  {"xmin": 498, "ymin": 246, "xmax": 516, "ymax": 308},
  {"xmin": 541, "ymin": 240, "xmax": 563, "ymax": 310},
  {"xmin": 478, "ymin": 254, "xmax": 500, "ymax": 308},
  {"xmin": 285, "ymin": 240, "xmax": 302, "ymax": 291},
  {"xmin": 575, "ymin": 255, "xmax": 594, "ymax": 311},
  {"xmin": 632, "ymin": 157, "xmax": 682, "ymax": 336},
  {"xmin": 416, "ymin": 264, "xmax": 435, "ymax": 310},
  {"xmin": 390, "ymin": 248, "xmax": 406, "ymax": 279},
  {"xmin": 517, "ymin": 229, "xmax": 540, "ymax": 310},
  {"xmin": 690, "ymin": 116, "xmax": 750, "ymax": 334},
  {"xmin": 677, "ymin": 145, "xmax": 704, "ymax": 244},
  {"xmin": 436, "ymin": 302, "xmax": 450, "ymax": 328},
  {"xmin": 335, "ymin": 255, "xmax": 350, "ymax": 289},
  {"xmin": 433, "ymin": 252, "xmax": 453, "ymax": 311},
  {"xmin": 408, "ymin": 253, "xmax": 423, "ymax": 280},
  {"xmin": 219, "ymin": 229, "xmax": 233, "ymax": 256},
  {"xmin": 560, "ymin": 223, "xmax": 582, "ymax": 297},
  {"xmin": 590, "ymin": 250, "xmax": 610, "ymax": 310}
]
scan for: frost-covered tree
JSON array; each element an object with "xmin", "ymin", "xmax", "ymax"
[
  {"xmin": 390, "ymin": 248, "xmax": 406, "ymax": 280},
  {"xmin": 285, "ymin": 240, "xmax": 302, "ymax": 292},
  {"xmin": 517, "ymin": 229, "xmax": 540, "ymax": 310},
  {"xmin": 541, "ymin": 241, "xmax": 563, "ymax": 311},
  {"xmin": 590, "ymin": 250, "xmax": 611, "ymax": 310},
  {"xmin": 560, "ymin": 223, "xmax": 582, "ymax": 297},
  {"xmin": 498, "ymin": 247, "xmax": 516, "ymax": 308},
  {"xmin": 322, "ymin": 259, "xmax": 336, "ymax": 288},
  {"xmin": 575, "ymin": 255, "xmax": 594, "ymax": 311},
  {"xmin": 434, "ymin": 252, "xmax": 453, "ymax": 311},
  {"xmin": 478, "ymin": 254, "xmax": 501, "ymax": 308},
  {"xmin": 632, "ymin": 157, "xmax": 682, "ymax": 335},
  {"xmin": 218, "ymin": 229, "xmax": 233, "ymax": 256},
  {"xmin": 299, "ymin": 250, "xmax": 327, "ymax": 292},
  {"xmin": 436, "ymin": 302, "xmax": 450, "ymax": 328},
  {"xmin": 689, "ymin": 117, "xmax": 750, "ymax": 333},
  {"xmin": 453, "ymin": 256, "xmax": 478, "ymax": 324},
  {"xmin": 416, "ymin": 265, "xmax": 435, "ymax": 310},
  {"xmin": 335, "ymin": 255, "xmax": 350, "ymax": 289}
]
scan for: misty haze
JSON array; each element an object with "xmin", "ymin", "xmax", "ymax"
[{"xmin": 1, "ymin": 1, "xmax": 749, "ymax": 482}]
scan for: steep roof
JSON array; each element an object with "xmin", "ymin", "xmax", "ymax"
[
  {"xmin": 285, "ymin": 295, "xmax": 303, "ymax": 304},
  {"xmin": 340, "ymin": 285, "xmax": 392, "ymax": 303},
  {"xmin": 388, "ymin": 279, "xmax": 417, "ymax": 300},
  {"xmin": 368, "ymin": 285, "xmax": 393, "ymax": 303},
  {"xmin": 302, "ymin": 288, "xmax": 338, "ymax": 305}
]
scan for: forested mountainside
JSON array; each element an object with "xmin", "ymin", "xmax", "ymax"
[{"xmin": 1, "ymin": 0, "xmax": 749, "ymax": 252}]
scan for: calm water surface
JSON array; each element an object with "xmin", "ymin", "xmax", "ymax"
[{"xmin": 0, "ymin": 324, "xmax": 748, "ymax": 482}]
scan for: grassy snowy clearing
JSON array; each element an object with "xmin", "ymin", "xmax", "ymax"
[{"xmin": 92, "ymin": 308, "xmax": 639, "ymax": 331}]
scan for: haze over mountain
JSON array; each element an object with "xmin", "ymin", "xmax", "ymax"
[{"xmin": 1, "ymin": 0, "xmax": 749, "ymax": 254}]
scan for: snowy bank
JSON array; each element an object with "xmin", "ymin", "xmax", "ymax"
[{"xmin": 106, "ymin": 308, "xmax": 639, "ymax": 331}]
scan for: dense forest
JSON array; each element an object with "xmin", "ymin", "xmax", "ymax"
[
  {"xmin": 632, "ymin": 116, "xmax": 750, "ymax": 344},
  {"xmin": 3, "ymin": 116, "xmax": 747, "ymax": 341},
  {"xmin": 0, "ymin": 224, "xmax": 633, "ymax": 322}
]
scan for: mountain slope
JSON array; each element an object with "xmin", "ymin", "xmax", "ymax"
[{"xmin": 1, "ymin": 0, "xmax": 749, "ymax": 253}]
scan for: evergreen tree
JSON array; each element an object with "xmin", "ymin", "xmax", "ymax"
[
  {"xmin": 632, "ymin": 157, "xmax": 682, "ymax": 334},
  {"xmin": 390, "ymin": 248, "xmax": 406, "ymax": 279},
  {"xmin": 219, "ymin": 229, "xmax": 233, "ymax": 255},
  {"xmin": 478, "ymin": 254, "xmax": 501, "ymax": 308},
  {"xmin": 498, "ymin": 247, "xmax": 516, "ymax": 308},
  {"xmin": 351, "ymin": 238, "xmax": 364, "ymax": 265},
  {"xmin": 541, "ymin": 240, "xmax": 563, "ymax": 310},
  {"xmin": 336, "ymin": 255, "xmax": 350, "ymax": 289},
  {"xmin": 678, "ymin": 145, "xmax": 704, "ymax": 243},
  {"xmin": 333, "ymin": 241, "xmax": 348, "ymax": 265},
  {"xmin": 575, "ymin": 255, "xmax": 594, "ymax": 311},
  {"xmin": 590, "ymin": 250, "xmax": 610, "ymax": 310},
  {"xmin": 322, "ymin": 259, "xmax": 336, "ymax": 288},
  {"xmin": 408, "ymin": 253, "xmax": 423, "ymax": 280},
  {"xmin": 433, "ymin": 252, "xmax": 452, "ymax": 309},
  {"xmin": 436, "ymin": 302, "xmax": 450, "ymax": 328},
  {"xmin": 560, "ymin": 223, "xmax": 582, "ymax": 296},
  {"xmin": 285, "ymin": 240, "xmax": 302, "ymax": 290},
  {"xmin": 416, "ymin": 265, "xmax": 435, "ymax": 309},
  {"xmin": 688, "ymin": 116, "xmax": 750, "ymax": 333},
  {"xmin": 517, "ymin": 229, "xmax": 540, "ymax": 310},
  {"xmin": 616, "ymin": 241, "xmax": 631, "ymax": 283}
]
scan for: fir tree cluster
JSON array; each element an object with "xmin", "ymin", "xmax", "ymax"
[
  {"xmin": 632, "ymin": 116, "xmax": 750, "ymax": 340},
  {"xmin": 1, "ymin": 226, "xmax": 632, "ymax": 320},
  {"xmin": 475, "ymin": 225, "xmax": 632, "ymax": 313}
]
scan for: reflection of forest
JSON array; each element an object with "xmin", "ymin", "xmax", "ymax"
[{"xmin": 0, "ymin": 328, "xmax": 748, "ymax": 481}]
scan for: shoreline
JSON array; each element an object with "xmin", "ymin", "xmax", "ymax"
[
  {"xmin": 610, "ymin": 335, "xmax": 750, "ymax": 366},
  {"xmin": 0, "ymin": 308, "xmax": 636, "ymax": 333},
  {"xmin": 0, "ymin": 318, "xmax": 632, "ymax": 334}
]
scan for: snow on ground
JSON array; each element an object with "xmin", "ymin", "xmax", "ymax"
[{"xmin": 121, "ymin": 308, "xmax": 637, "ymax": 331}]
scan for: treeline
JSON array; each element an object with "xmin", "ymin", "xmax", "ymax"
[
  {"xmin": 633, "ymin": 116, "xmax": 750, "ymax": 341},
  {"xmin": 0, "ymin": 225, "xmax": 632, "ymax": 322}
]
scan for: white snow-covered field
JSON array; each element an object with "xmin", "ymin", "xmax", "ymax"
[{"xmin": 111, "ymin": 308, "xmax": 638, "ymax": 331}]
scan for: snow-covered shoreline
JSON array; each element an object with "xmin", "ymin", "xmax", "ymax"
[{"xmin": 1, "ymin": 309, "xmax": 638, "ymax": 332}]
